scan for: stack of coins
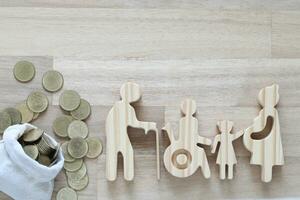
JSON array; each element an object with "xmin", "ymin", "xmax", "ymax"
[
  {"xmin": 19, "ymin": 128, "xmax": 60, "ymax": 167},
  {"xmin": 54, "ymin": 91, "xmax": 103, "ymax": 197}
]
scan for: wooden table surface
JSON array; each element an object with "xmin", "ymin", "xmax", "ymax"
[{"xmin": 0, "ymin": 1, "xmax": 300, "ymax": 199}]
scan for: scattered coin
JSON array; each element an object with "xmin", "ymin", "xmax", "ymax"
[
  {"xmin": 4, "ymin": 107, "xmax": 22, "ymax": 125},
  {"xmin": 70, "ymin": 99, "xmax": 91, "ymax": 121},
  {"xmin": 27, "ymin": 91, "xmax": 49, "ymax": 113},
  {"xmin": 56, "ymin": 187, "xmax": 77, "ymax": 200},
  {"xmin": 13, "ymin": 61, "xmax": 35, "ymax": 83},
  {"xmin": 23, "ymin": 145, "xmax": 39, "ymax": 160},
  {"xmin": 68, "ymin": 137, "xmax": 88, "ymax": 159},
  {"xmin": 59, "ymin": 90, "xmax": 81, "ymax": 111},
  {"xmin": 68, "ymin": 174, "xmax": 89, "ymax": 191},
  {"xmin": 64, "ymin": 159, "xmax": 83, "ymax": 172},
  {"xmin": 0, "ymin": 111, "xmax": 11, "ymax": 134},
  {"xmin": 53, "ymin": 115, "xmax": 74, "ymax": 138},
  {"xmin": 23, "ymin": 128, "xmax": 43, "ymax": 143},
  {"xmin": 38, "ymin": 154, "xmax": 51, "ymax": 166},
  {"xmin": 61, "ymin": 142, "xmax": 75, "ymax": 162},
  {"xmin": 42, "ymin": 70, "xmax": 64, "ymax": 92},
  {"xmin": 66, "ymin": 163, "xmax": 87, "ymax": 181},
  {"xmin": 86, "ymin": 137, "xmax": 103, "ymax": 159},
  {"xmin": 16, "ymin": 101, "xmax": 34, "ymax": 123},
  {"xmin": 68, "ymin": 120, "xmax": 89, "ymax": 139}
]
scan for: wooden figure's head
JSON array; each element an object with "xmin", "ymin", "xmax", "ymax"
[
  {"xmin": 120, "ymin": 82, "xmax": 141, "ymax": 103},
  {"xmin": 180, "ymin": 99, "xmax": 197, "ymax": 116},
  {"xmin": 258, "ymin": 84, "xmax": 279, "ymax": 108}
]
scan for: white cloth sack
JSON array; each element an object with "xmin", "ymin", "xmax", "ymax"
[{"xmin": 0, "ymin": 123, "xmax": 64, "ymax": 200}]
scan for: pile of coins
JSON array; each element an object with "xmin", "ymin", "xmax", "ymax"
[
  {"xmin": 53, "ymin": 92, "xmax": 102, "ymax": 198},
  {"xmin": 0, "ymin": 60, "xmax": 64, "ymax": 135},
  {"xmin": 18, "ymin": 128, "xmax": 60, "ymax": 167}
]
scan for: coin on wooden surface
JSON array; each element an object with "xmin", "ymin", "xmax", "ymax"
[
  {"xmin": 61, "ymin": 142, "xmax": 75, "ymax": 162},
  {"xmin": 64, "ymin": 159, "xmax": 83, "ymax": 172},
  {"xmin": 3, "ymin": 107, "xmax": 22, "ymax": 125},
  {"xmin": 23, "ymin": 145, "xmax": 39, "ymax": 160},
  {"xmin": 16, "ymin": 101, "xmax": 34, "ymax": 123},
  {"xmin": 23, "ymin": 128, "xmax": 43, "ymax": 143},
  {"xmin": 66, "ymin": 162, "xmax": 87, "ymax": 181},
  {"xmin": 56, "ymin": 187, "xmax": 77, "ymax": 200},
  {"xmin": 86, "ymin": 137, "xmax": 103, "ymax": 159},
  {"xmin": 27, "ymin": 91, "xmax": 49, "ymax": 113},
  {"xmin": 70, "ymin": 99, "xmax": 91, "ymax": 120},
  {"xmin": 68, "ymin": 137, "xmax": 88, "ymax": 159},
  {"xmin": 0, "ymin": 111, "xmax": 11, "ymax": 134},
  {"xmin": 59, "ymin": 90, "xmax": 81, "ymax": 111},
  {"xmin": 42, "ymin": 70, "xmax": 64, "ymax": 92},
  {"xmin": 38, "ymin": 154, "xmax": 51, "ymax": 166},
  {"xmin": 53, "ymin": 115, "xmax": 73, "ymax": 138},
  {"xmin": 68, "ymin": 120, "xmax": 89, "ymax": 139},
  {"xmin": 13, "ymin": 61, "xmax": 35, "ymax": 83},
  {"xmin": 68, "ymin": 174, "xmax": 89, "ymax": 191}
]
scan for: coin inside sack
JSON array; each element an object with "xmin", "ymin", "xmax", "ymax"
[
  {"xmin": 27, "ymin": 91, "xmax": 49, "ymax": 113},
  {"xmin": 23, "ymin": 145, "xmax": 39, "ymax": 160},
  {"xmin": 86, "ymin": 137, "xmax": 103, "ymax": 159},
  {"xmin": 56, "ymin": 187, "xmax": 77, "ymax": 200},
  {"xmin": 3, "ymin": 107, "xmax": 22, "ymax": 125},
  {"xmin": 38, "ymin": 154, "xmax": 52, "ymax": 166},
  {"xmin": 42, "ymin": 70, "xmax": 64, "ymax": 92},
  {"xmin": 22, "ymin": 128, "xmax": 43, "ymax": 143},
  {"xmin": 64, "ymin": 159, "xmax": 83, "ymax": 172},
  {"xmin": 70, "ymin": 99, "xmax": 91, "ymax": 121},
  {"xmin": 68, "ymin": 137, "xmax": 88, "ymax": 159},
  {"xmin": 68, "ymin": 174, "xmax": 89, "ymax": 191},
  {"xmin": 53, "ymin": 115, "xmax": 73, "ymax": 138},
  {"xmin": 0, "ymin": 111, "xmax": 11, "ymax": 134},
  {"xmin": 16, "ymin": 101, "xmax": 34, "ymax": 123},
  {"xmin": 37, "ymin": 135, "xmax": 56, "ymax": 156},
  {"xmin": 59, "ymin": 90, "xmax": 81, "ymax": 111},
  {"xmin": 68, "ymin": 120, "xmax": 89, "ymax": 139},
  {"xmin": 61, "ymin": 142, "xmax": 75, "ymax": 162},
  {"xmin": 66, "ymin": 162, "xmax": 87, "ymax": 181},
  {"xmin": 13, "ymin": 60, "xmax": 35, "ymax": 83}
]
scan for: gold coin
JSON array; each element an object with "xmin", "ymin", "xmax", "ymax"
[
  {"xmin": 59, "ymin": 90, "xmax": 81, "ymax": 111},
  {"xmin": 22, "ymin": 128, "xmax": 43, "ymax": 143},
  {"xmin": 23, "ymin": 145, "xmax": 39, "ymax": 160},
  {"xmin": 68, "ymin": 137, "xmax": 88, "ymax": 159},
  {"xmin": 56, "ymin": 187, "xmax": 77, "ymax": 200},
  {"xmin": 66, "ymin": 162, "xmax": 87, "ymax": 181},
  {"xmin": 37, "ymin": 135, "xmax": 56, "ymax": 156},
  {"xmin": 61, "ymin": 142, "xmax": 75, "ymax": 162},
  {"xmin": 38, "ymin": 154, "xmax": 51, "ymax": 166},
  {"xmin": 27, "ymin": 91, "xmax": 49, "ymax": 113},
  {"xmin": 42, "ymin": 70, "xmax": 64, "ymax": 92},
  {"xmin": 16, "ymin": 101, "xmax": 34, "ymax": 123},
  {"xmin": 53, "ymin": 115, "xmax": 73, "ymax": 138},
  {"xmin": 64, "ymin": 159, "xmax": 83, "ymax": 172},
  {"xmin": 13, "ymin": 61, "xmax": 35, "ymax": 83},
  {"xmin": 86, "ymin": 137, "xmax": 103, "ymax": 159},
  {"xmin": 4, "ymin": 107, "xmax": 22, "ymax": 125},
  {"xmin": 70, "ymin": 99, "xmax": 91, "ymax": 121},
  {"xmin": 67, "ymin": 120, "xmax": 89, "ymax": 139},
  {"xmin": 68, "ymin": 174, "xmax": 89, "ymax": 191},
  {"xmin": 0, "ymin": 111, "xmax": 11, "ymax": 134}
]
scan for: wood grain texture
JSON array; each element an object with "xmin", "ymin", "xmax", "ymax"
[
  {"xmin": 1, "ymin": 0, "xmax": 300, "ymax": 10},
  {"xmin": 0, "ymin": 8, "xmax": 270, "ymax": 58}
]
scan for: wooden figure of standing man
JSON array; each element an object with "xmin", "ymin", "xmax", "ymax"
[
  {"xmin": 163, "ymin": 99, "xmax": 211, "ymax": 178},
  {"xmin": 211, "ymin": 120, "xmax": 244, "ymax": 180},
  {"xmin": 243, "ymin": 84, "xmax": 284, "ymax": 182},
  {"xmin": 106, "ymin": 82, "xmax": 160, "ymax": 181}
]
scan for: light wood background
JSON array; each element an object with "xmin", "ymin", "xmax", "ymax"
[{"xmin": 0, "ymin": 0, "xmax": 300, "ymax": 199}]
